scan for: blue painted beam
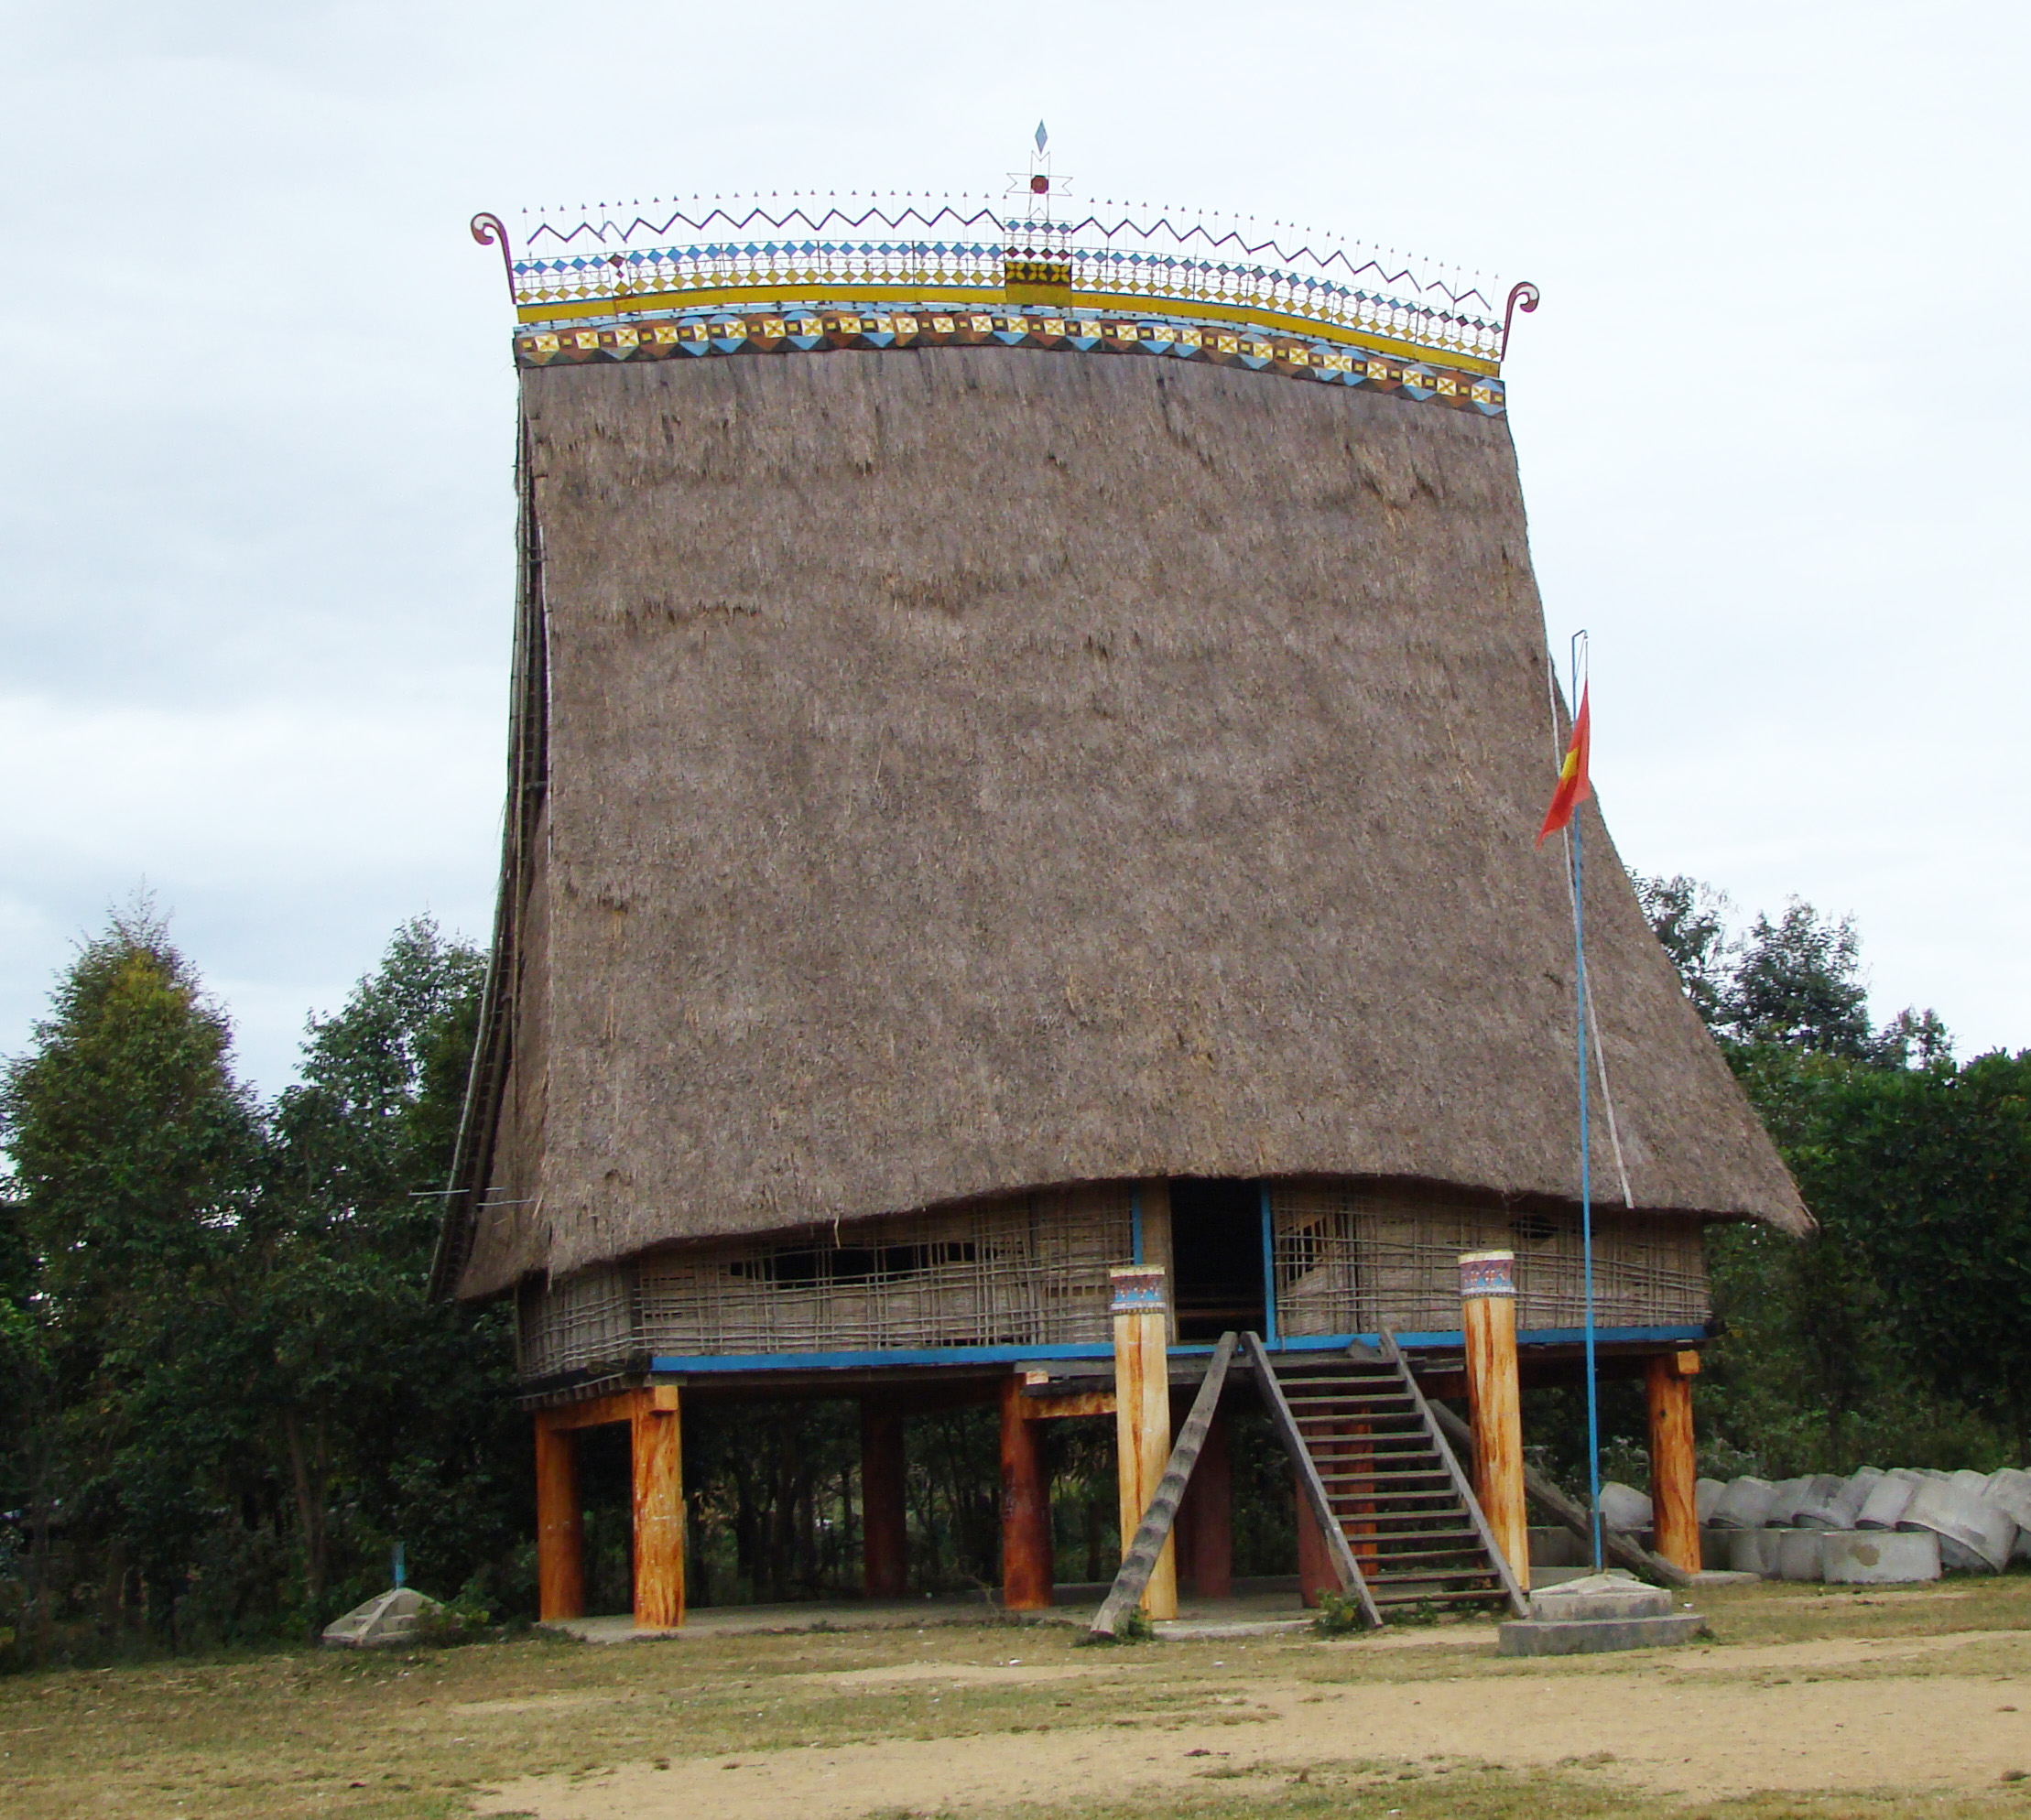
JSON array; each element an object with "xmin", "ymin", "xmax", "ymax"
[{"xmin": 645, "ymin": 1325, "xmax": 1706, "ymax": 1375}]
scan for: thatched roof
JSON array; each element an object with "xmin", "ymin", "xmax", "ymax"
[{"xmin": 437, "ymin": 343, "xmax": 1804, "ymax": 1301}]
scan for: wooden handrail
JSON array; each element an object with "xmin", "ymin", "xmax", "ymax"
[
  {"xmin": 1424, "ymin": 1394, "xmax": 1694, "ymax": 1589},
  {"xmin": 1380, "ymin": 1330, "xmax": 1528, "ymax": 1617}
]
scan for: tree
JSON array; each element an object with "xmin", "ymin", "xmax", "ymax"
[
  {"xmin": 1723, "ymin": 899, "xmax": 1872, "ymax": 1055},
  {"xmin": 0, "ymin": 904, "xmax": 266, "ymax": 1645},
  {"xmin": 261, "ymin": 918, "xmax": 522, "ymax": 1626},
  {"xmin": 1624, "ymin": 876, "xmax": 2003, "ymax": 1473},
  {"xmin": 1827, "ymin": 1054, "xmax": 2031, "ymax": 1460},
  {"xmin": 1633, "ymin": 873, "xmax": 1732, "ymax": 1034}
]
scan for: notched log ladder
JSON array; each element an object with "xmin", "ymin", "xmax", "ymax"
[{"xmin": 1091, "ymin": 1332, "xmax": 1238, "ymax": 1637}]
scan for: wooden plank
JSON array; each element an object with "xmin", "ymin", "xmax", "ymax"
[
  {"xmin": 1091, "ymin": 1332, "xmax": 1240, "ymax": 1637},
  {"xmin": 1239, "ymin": 1332, "xmax": 1382, "ymax": 1630},
  {"xmin": 1425, "ymin": 1392, "xmax": 1696, "ymax": 1588},
  {"xmin": 1380, "ymin": 1330, "xmax": 1528, "ymax": 1618},
  {"xmin": 544, "ymin": 1387, "xmax": 672, "ymax": 1432},
  {"xmin": 1020, "ymin": 1389, "xmax": 1117, "ymax": 1420}
]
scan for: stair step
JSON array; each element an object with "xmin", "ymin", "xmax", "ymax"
[
  {"xmin": 1369, "ymin": 1570, "xmax": 1505, "ymax": 1587},
  {"xmin": 1287, "ymin": 1393, "xmax": 1416, "ymax": 1409},
  {"xmin": 1316, "ymin": 1468, "xmax": 1451, "ymax": 1484},
  {"xmin": 1338, "ymin": 1530, "xmax": 1477, "ymax": 1548},
  {"xmin": 1370, "ymin": 1586, "xmax": 1513, "ymax": 1607},
  {"xmin": 1258, "ymin": 1338, "xmax": 1514, "ymax": 1616},
  {"xmin": 1324, "ymin": 1495, "xmax": 1470, "ymax": 1511},
  {"xmin": 1333, "ymin": 1522, "xmax": 1483, "ymax": 1540},
  {"xmin": 1302, "ymin": 1429, "xmax": 1429, "ymax": 1446}
]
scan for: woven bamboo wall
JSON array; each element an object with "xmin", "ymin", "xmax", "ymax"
[
  {"xmin": 517, "ymin": 1186, "xmax": 1134, "ymax": 1378},
  {"xmin": 1270, "ymin": 1182, "xmax": 1709, "ymax": 1336},
  {"xmin": 516, "ymin": 1179, "xmax": 1711, "ymax": 1379}
]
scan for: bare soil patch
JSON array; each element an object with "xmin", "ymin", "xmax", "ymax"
[{"xmin": 12, "ymin": 1579, "xmax": 2031, "ymax": 1819}]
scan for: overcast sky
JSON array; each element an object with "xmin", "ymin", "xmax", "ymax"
[{"xmin": 3, "ymin": 0, "xmax": 2025, "ymax": 1091}]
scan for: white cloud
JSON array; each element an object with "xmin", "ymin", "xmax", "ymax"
[{"xmin": 3, "ymin": 0, "xmax": 2026, "ymax": 1084}]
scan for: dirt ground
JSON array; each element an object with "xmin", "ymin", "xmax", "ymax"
[{"xmin": 13, "ymin": 1580, "xmax": 2031, "ymax": 1819}]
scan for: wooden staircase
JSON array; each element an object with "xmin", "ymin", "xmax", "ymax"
[{"xmin": 1246, "ymin": 1332, "xmax": 1527, "ymax": 1624}]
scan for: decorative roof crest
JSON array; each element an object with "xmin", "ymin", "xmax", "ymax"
[{"xmin": 471, "ymin": 136, "xmax": 1537, "ymax": 370}]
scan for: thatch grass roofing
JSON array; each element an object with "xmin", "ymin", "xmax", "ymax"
[{"xmin": 440, "ymin": 343, "xmax": 1804, "ymax": 1301}]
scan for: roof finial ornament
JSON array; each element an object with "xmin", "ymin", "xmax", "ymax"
[
  {"xmin": 470, "ymin": 212, "xmax": 515, "ymax": 299},
  {"xmin": 1501, "ymin": 280, "xmax": 1540, "ymax": 358},
  {"xmin": 1010, "ymin": 121, "xmax": 1068, "ymax": 228}
]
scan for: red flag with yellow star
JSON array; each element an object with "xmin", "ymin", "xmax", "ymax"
[{"xmin": 1536, "ymin": 684, "xmax": 1591, "ymax": 846}]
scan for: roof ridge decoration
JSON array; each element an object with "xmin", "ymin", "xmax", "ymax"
[{"xmin": 470, "ymin": 176, "xmax": 1537, "ymax": 379}]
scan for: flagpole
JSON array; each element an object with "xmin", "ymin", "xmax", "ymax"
[{"xmin": 1569, "ymin": 638, "xmax": 1602, "ymax": 1574}]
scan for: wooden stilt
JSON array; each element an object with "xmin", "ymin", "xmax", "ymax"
[
  {"xmin": 1111, "ymin": 1266, "xmax": 1177, "ymax": 1620},
  {"xmin": 534, "ymin": 1413, "xmax": 585, "ymax": 1622},
  {"xmin": 998, "ymin": 1377, "xmax": 1054, "ymax": 1609},
  {"xmin": 1177, "ymin": 1406, "xmax": 1233, "ymax": 1599},
  {"xmin": 1345, "ymin": 1417, "xmax": 1377, "ymax": 1573},
  {"xmin": 1294, "ymin": 1466, "xmax": 1334, "ymax": 1608},
  {"xmin": 1461, "ymin": 1250, "xmax": 1530, "ymax": 1591},
  {"xmin": 1645, "ymin": 1350, "xmax": 1702, "ymax": 1575},
  {"xmin": 631, "ymin": 1385, "xmax": 685, "ymax": 1630},
  {"xmin": 860, "ymin": 1400, "xmax": 908, "ymax": 1599}
]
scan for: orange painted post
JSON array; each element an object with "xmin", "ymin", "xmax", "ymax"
[
  {"xmin": 1111, "ymin": 1265, "xmax": 1177, "ymax": 1620},
  {"xmin": 535, "ymin": 1412, "xmax": 585, "ymax": 1622},
  {"xmin": 1460, "ymin": 1250, "xmax": 1529, "ymax": 1592},
  {"xmin": 999, "ymin": 1377, "xmax": 1055, "ymax": 1609},
  {"xmin": 1645, "ymin": 1351, "xmax": 1702, "ymax": 1575},
  {"xmin": 860, "ymin": 1400, "xmax": 909, "ymax": 1599},
  {"xmin": 631, "ymin": 1386, "xmax": 686, "ymax": 1630}
]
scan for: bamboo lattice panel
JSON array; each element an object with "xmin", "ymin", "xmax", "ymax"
[
  {"xmin": 517, "ymin": 1188, "xmax": 1135, "ymax": 1374},
  {"xmin": 516, "ymin": 1262, "xmax": 634, "ymax": 1380},
  {"xmin": 516, "ymin": 1183, "xmax": 1707, "ymax": 1377},
  {"xmin": 1270, "ymin": 1183, "xmax": 1709, "ymax": 1337}
]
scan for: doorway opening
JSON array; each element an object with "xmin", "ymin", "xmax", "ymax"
[{"xmin": 1167, "ymin": 1178, "xmax": 1265, "ymax": 1342}]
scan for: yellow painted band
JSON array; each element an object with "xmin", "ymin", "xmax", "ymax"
[{"xmin": 511, "ymin": 282, "xmax": 1502, "ymax": 376}]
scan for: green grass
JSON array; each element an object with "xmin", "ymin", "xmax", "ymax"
[{"xmin": 5, "ymin": 1576, "xmax": 2031, "ymax": 1818}]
